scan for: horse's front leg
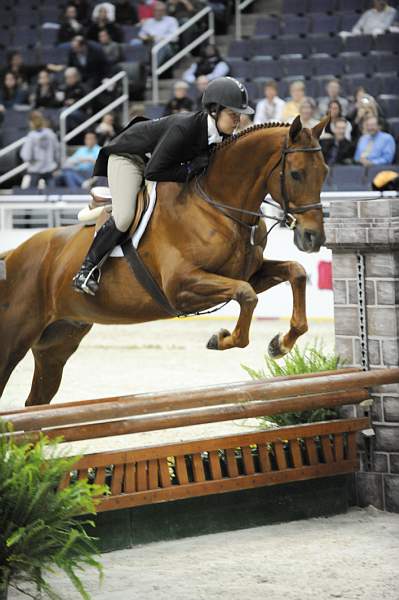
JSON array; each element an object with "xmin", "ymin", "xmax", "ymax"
[
  {"xmin": 170, "ymin": 270, "xmax": 258, "ymax": 350},
  {"xmin": 249, "ymin": 259, "xmax": 308, "ymax": 359}
]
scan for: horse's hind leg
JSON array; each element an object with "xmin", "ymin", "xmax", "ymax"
[{"xmin": 26, "ymin": 320, "xmax": 93, "ymax": 406}]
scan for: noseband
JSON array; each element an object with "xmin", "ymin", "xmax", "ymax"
[{"xmin": 195, "ymin": 135, "xmax": 323, "ymax": 238}]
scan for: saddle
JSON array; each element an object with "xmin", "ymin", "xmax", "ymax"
[{"xmin": 78, "ymin": 183, "xmax": 151, "ymax": 237}]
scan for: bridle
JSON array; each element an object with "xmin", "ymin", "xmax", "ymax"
[{"xmin": 195, "ymin": 135, "xmax": 323, "ymax": 242}]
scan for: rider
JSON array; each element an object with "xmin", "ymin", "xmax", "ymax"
[{"xmin": 72, "ymin": 76, "xmax": 254, "ymax": 296}]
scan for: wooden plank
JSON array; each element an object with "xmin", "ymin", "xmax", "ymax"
[
  {"xmin": 72, "ymin": 417, "xmax": 369, "ymax": 469},
  {"xmin": 58, "ymin": 471, "xmax": 71, "ymax": 491},
  {"xmin": 321, "ymin": 435, "xmax": 335, "ymax": 463},
  {"xmin": 95, "ymin": 466, "xmax": 106, "ymax": 486},
  {"xmin": 136, "ymin": 461, "xmax": 148, "ymax": 492},
  {"xmin": 192, "ymin": 453, "xmax": 206, "ymax": 482},
  {"xmin": 305, "ymin": 437, "xmax": 319, "ymax": 466},
  {"xmin": 334, "ymin": 433, "xmax": 344, "ymax": 462},
  {"xmin": 95, "ymin": 460, "xmax": 360, "ymax": 512},
  {"xmin": 289, "ymin": 439, "xmax": 303, "ymax": 468},
  {"xmin": 242, "ymin": 446, "xmax": 255, "ymax": 475},
  {"xmin": 208, "ymin": 451, "xmax": 222, "ymax": 480},
  {"xmin": 347, "ymin": 431, "xmax": 358, "ymax": 461},
  {"xmin": 158, "ymin": 458, "xmax": 172, "ymax": 487},
  {"xmin": 148, "ymin": 459, "xmax": 159, "ymax": 489},
  {"xmin": 274, "ymin": 441, "xmax": 288, "ymax": 470},
  {"xmin": 111, "ymin": 463, "xmax": 125, "ymax": 495},
  {"xmin": 257, "ymin": 444, "xmax": 272, "ymax": 472},
  {"xmin": 175, "ymin": 455, "xmax": 189, "ymax": 484},
  {"xmin": 124, "ymin": 463, "xmax": 136, "ymax": 493},
  {"xmin": 225, "ymin": 448, "xmax": 239, "ymax": 478}
]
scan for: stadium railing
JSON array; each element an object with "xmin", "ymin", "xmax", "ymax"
[{"xmin": 235, "ymin": 0, "xmax": 257, "ymax": 40}]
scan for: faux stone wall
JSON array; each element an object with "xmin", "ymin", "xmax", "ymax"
[{"xmin": 325, "ymin": 197, "xmax": 399, "ymax": 512}]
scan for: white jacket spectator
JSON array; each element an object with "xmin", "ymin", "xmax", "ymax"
[
  {"xmin": 352, "ymin": 0, "xmax": 396, "ymax": 35},
  {"xmin": 139, "ymin": 2, "xmax": 178, "ymax": 44},
  {"xmin": 254, "ymin": 80, "xmax": 285, "ymax": 124}
]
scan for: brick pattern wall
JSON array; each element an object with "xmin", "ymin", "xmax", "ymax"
[{"xmin": 326, "ymin": 198, "xmax": 399, "ymax": 512}]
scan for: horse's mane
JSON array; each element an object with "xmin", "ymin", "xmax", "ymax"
[{"xmin": 211, "ymin": 121, "xmax": 290, "ymax": 154}]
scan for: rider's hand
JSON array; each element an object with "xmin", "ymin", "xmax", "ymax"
[{"xmin": 187, "ymin": 154, "xmax": 209, "ymax": 180}]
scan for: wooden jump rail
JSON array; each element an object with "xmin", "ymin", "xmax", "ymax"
[{"xmin": 2, "ymin": 367, "xmax": 399, "ymax": 514}]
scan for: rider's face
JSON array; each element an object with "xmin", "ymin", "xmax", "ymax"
[{"xmin": 216, "ymin": 108, "xmax": 240, "ymax": 135}]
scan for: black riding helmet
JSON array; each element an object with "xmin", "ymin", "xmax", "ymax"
[{"xmin": 202, "ymin": 76, "xmax": 254, "ymax": 115}]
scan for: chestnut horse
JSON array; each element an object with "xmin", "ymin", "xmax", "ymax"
[{"xmin": 0, "ymin": 115, "xmax": 329, "ymax": 406}]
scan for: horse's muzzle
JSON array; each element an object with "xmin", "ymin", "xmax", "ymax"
[{"xmin": 294, "ymin": 227, "xmax": 325, "ymax": 253}]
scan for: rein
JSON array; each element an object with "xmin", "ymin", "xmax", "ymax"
[{"xmin": 196, "ymin": 136, "xmax": 323, "ymax": 239}]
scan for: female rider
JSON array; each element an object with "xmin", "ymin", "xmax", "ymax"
[{"xmin": 72, "ymin": 76, "xmax": 254, "ymax": 296}]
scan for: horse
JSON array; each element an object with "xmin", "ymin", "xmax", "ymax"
[{"xmin": 0, "ymin": 115, "xmax": 329, "ymax": 407}]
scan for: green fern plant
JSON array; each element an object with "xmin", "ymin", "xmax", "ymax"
[
  {"xmin": 242, "ymin": 342, "xmax": 344, "ymax": 427},
  {"xmin": 0, "ymin": 422, "xmax": 107, "ymax": 600}
]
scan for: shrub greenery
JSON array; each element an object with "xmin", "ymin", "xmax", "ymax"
[{"xmin": 0, "ymin": 422, "xmax": 106, "ymax": 600}]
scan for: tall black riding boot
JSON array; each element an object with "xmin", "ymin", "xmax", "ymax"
[{"xmin": 72, "ymin": 217, "xmax": 126, "ymax": 296}]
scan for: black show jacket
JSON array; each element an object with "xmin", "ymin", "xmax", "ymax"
[{"xmin": 93, "ymin": 111, "xmax": 210, "ymax": 183}]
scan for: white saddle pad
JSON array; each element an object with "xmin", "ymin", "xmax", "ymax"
[{"xmin": 110, "ymin": 180, "xmax": 157, "ymax": 257}]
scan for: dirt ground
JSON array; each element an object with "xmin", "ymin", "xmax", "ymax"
[{"xmin": 8, "ymin": 506, "xmax": 399, "ymax": 600}]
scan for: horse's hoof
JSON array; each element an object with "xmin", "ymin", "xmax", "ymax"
[
  {"xmin": 206, "ymin": 328, "xmax": 230, "ymax": 350},
  {"xmin": 268, "ymin": 334, "xmax": 287, "ymax": 359}
]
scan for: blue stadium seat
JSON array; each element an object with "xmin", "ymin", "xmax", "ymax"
[
  {"xmin": 123, "ymin": 45, "xmax": 149, "ymax": 62},
  {"xmin": 40, "ymin": 45, "xmax": 69, "ymax": 64},
  {"xmin": 12, "ymin": 27, "xmax": 39, "ymax": 48},
  {"xmin": 378, "ymin": 95, "xmax": 399, "ymax": 119},
  {"xmin": 40, "ymin": 27, "xmax": 58, "ymax": 46},
  {"xmin": 340, "ymin": 52, "xmax": 374, "ymax": 76},
  {"xmin": 281, "ymin": 16, "xmax": 310, "ymax": 36},
  {"xmin": 14, "ymin": 10, "xmax": 40, "ymax": 26},
  {"xmin": 343, "ymin": 34, "xmax": 373, "ymax": 53},
  {"xmin": 244, "ymin": 81, "xmax": 259, "ymax": 102},
  {"xmin": 247, "ymin": 38, "xmax": 282, "ymax": 58},
  {"xmin": 340, "ymin": 74, "xmax": 379, "ymax": 97},
  {"xmin": 0, "ymin": 12, "xmax": 14, "ymax": 27},
  {"xmin": 122, "ymin": 25, "xmax": 140, "ymax": 43},
  {"xmin": 251, "ymin": 58, "xmax": 281, "ymax": 79},
  {"xmin": 330, "ymin": 165, "xmax": 366, "ymax": 191},
  {"xmin": 339, "ymin": 12, "xmax": 360, "ymax": 31},
  {"xmin": 40, "ymin": 7, "xmax": 60, "ymax": 22},
  {"xmin": 307, "ymin": 33, "xmax": 343, "ymax": 55},
  {"xmin": 144, "ymin": 105, "xmax": 165, "ymax": 119},
  {"xmin": 372, "ymin": 53, "xmax": 399, "ymax": 74},
  {"xmin": 228, "ymin": 40, "xmax": 250, "ymax": 59},
  {"xmin": 387, "ymin": 118, "xmax": 399, "ymax": 140},
  {"xmin": 254, "ymin": 17, "xmax": 280, "ymax": 37},
  {"xmin": 374, "ymin": 74, "xmax": 399, "ymax": 95},
  {"xmin": 282, "ymin": 0, "xmax": 307, "ymax": 14},
  {"xmin": 281, "ymin": 36, "xmax": 310, "ymax": 56},
  {"xmin": 312, "ymin": 75, "xmax": 336, "ymax": 97},
  {"xmin": 281, "ymin": 56, "xmax": 313, "ymax": 77},
  {"xmin": 365, "ymin": 165, "xmax": 399, "ymax": 186},
  {"xmin": 228, "ymin": 58, "xmax": 250, "ymax": 80},
  {"xmin": 336, "ymin": 0, "xmax": 366, "ymax": 11},
  {"xmin": 308, "ymin": 0, "xmax": 336, "ymax": 13},
  {"xmin": 374, "ymin": 33, "xmax": 399, "ymax": 53},
  {"xmin": 310, "ymin": 55, "xmax": 344, "ymax": 76},
  {"xmin": 310, "ymin": 14, "xmax": 340, "ymax": 34}
]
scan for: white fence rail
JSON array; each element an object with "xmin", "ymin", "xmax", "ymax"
[{"xmin": 235, "ymin": 0, "xmax": 257, "ymax": 40}]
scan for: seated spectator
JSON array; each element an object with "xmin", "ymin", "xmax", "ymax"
[
  {"xmin": 323, "ymin": 100, "xmax": 352, "ymax": 141},
  {"xmin": 20, "ymin": 111, "xmax": 60, "ymax": 189},
  {"xmin": 166, "ymin": 0, "xmax": 203, "ymax": 46},
  {"xmin": 318, "ymin": 79, "xmax": 349, "ymax": 117},
  {"xmin": 351, "ymin": 0, "xmax": 396, "ymax": 35},
  {"xmin": 87, "ymin": 3, "xmax": 123, "ymax": 42},
  {"xmin": 57, "ymin": 131, "xmax": 100, "ymax": 188},
  {"xmin": 347, "ymin": 90, "xmax": 386, "ymax": 143},
  {"xmin": 321, "ymin": 118, "xmax": 355, "ymax": 165},
  {"xmin": 137, "ymin": 0, "xmax": 157, "ymax": 21},
  {"xmin": 95, "ymin": 113, "xmax": 117, "ymax": 144},
  {"xmin": 69, "ymin": 0, "xmax": 91, "ymax": 23},
  {"xmin": 164, "ymin": 80, "xmax": 193, "ymax": 115},
  {"xmin": 138, "ymin": 2, "xmax": 179, "ymax": 66},
  {"xmin": 354, "ymin": 115, "xmax": 396, "ymax": 165},
  {"xmin": 194, "ymin": 74, "xmax": 209, "ymax": 109},
  {"xmin": 113, "ymin": 0, "xmax": 139, "ymax": 24},
  {"xmin": 58, "ymin": 67, "xmax": 87, "ymax": 131},
  {"xmin": 98, "ymin": 29, "xmax": 124, "ymax": 69},
  {"xmin": 0, "ymin": 51, "xmax": 64, "ymax": 92},
  {"xmin": 281, "ymin": 80, "xmax": 305, "ymax": 123},
  {"xmin": 57, "ymin": 4, "xmax": 84, "ymax": 45},
  {"xmin": 30, "ymin": 70, "xmax": 61, "ymax": 109},
  {"xmin": 183, "ymin": 44, "xmax": 230, "ymax": 84},
  {"xmin": 0, "ymin": 72, "xmax": 28, "ymax": 109},
  {"xmin": 254, "ymin": 80, "xmax": 285, "ymax": 124},
  {"xmin": 299, "ymin": 97, "xmax": 318, "ymax": 129},
  {"xmin": 68, "ymin": 36, "xmax": 108, "ymax": 88}
]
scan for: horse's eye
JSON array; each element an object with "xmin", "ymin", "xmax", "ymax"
[{"xmin": 291, "ymin": 171, "xmax": 301, "ymax": 181}]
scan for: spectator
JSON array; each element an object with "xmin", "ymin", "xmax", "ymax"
[
  {"xmin": 164, "ymin": 80, "xmax": 193, "ymax": 115},
  {"xmin": 0, "ymin": 72, "xmax": 28, "ymax": 109},
  {"xmin": 57, "ymin": 131, "xmax": 101, "ymax": 188},
  {"xmin": 98, "ymin": 29, "xmax": 124, "ymax": 69},
  {"xmin": 299, "ymin": 97, "xmax": 318, "ymax": 129},
  {"xmin": 95, "ymin": 113, "xmax": 117, "ymax": 144},
  {"xmin": 354, "ymin": 115, "xmax": 396, "ymax": 165},
  {"xmin": 137, "ymin": 0, "xmax": 157, "ymax": 21},
  {"xmin": 87, "ymin": 3, "xmax": 123, "ymax": 42},
  {"xmin": 20, "ymin": 111, "xmax": 60, "ymax": 188},
  {"xmin": 113, "ymin": 0, "xmax": 138, "ymax": 24},
  {"xmin": 321, "ymin": 118, "xmax": 355, "ymax": 165},
  {"xmin": 1, "ymin": 51, "xmax": 63, "ymax": 91},
  {"xmin": 58, "ymin": 67, "xmax": 87, "ymax": 131},
  {"xmin": 318, "ymin": 79, "xmax": 349, "ymax": 117},
  {"xmin": 281, "ymin": 80, "xmax": 305, "ymax": 122},
  {"xmin": 30, "ymin": 70, "xmax": 60, "ymax": 109},
  {"xmin": 254, "ymin": 80, "xmax": 285, "ymax": 124},
  {"xmin": 323, "ymin": 100, "xmax": 352, "ymax": 140},
  {"xmin": 69, "ymin": 0, "xmax": 91, "ymax": 23},
  {"xmin": 194, "ymin": 74, "xmax": 209, "ymax": 109},
  {"xmin": 347, "ymin": 90, "xmax": 386, "ymax": 143},
  {"xmin": 68, "ymin": 36, "xmax": 108, "ymax": 88},
  {"xmin": 166, "ymin": 0, "xmax": 203, "ymax": 46},
  {"xmin": 138, "ymin": 2, "xmax": 179, "ymax": 65},
  {"xmin": 238, "ymin": 112, "xmax": 254, "ymax": 131},
  {"xmin": 57, "ymin": 4, "xmax": 84, "ymax": 44},
  {"xmin": 351, "ymin": 0, "xmax": 396, "ymax": 35},
  {"xmin": 183, "ymin": 44, "xmax": 230, "ymax": 84}
]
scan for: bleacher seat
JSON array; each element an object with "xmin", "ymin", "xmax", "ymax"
[
  {"xmin": 378, "ymin": 95, "xmax": 399, "ymax": 119},
  {"xmin": 254, "ymin": 17, "xmax": 280, "ymax": 37},
  {"xmin": 281, "ymin": 36, "xmax": 310, "ymax": 56},
  {"xmin": 330, "ymin": 165, "xmax": 366, "ymax": 191},
  {"xmin": 4, "ymin": 110, "xmax": 29, "ymax": 130},
  {"xmin": 122, "ymin": 25, "xmax": 140, "ymax": 43},
  {"xmin": 0, "ymin": 12, "xmax": 14, "ymax": 27},
  {"xmin": 374, "ymin": 73, "xmax": 399, "ymax": 95},
  {"xmin": 372, "ymin": 53, "xmax": 398, "ymax": 74},
  {"xmin": 247, "ymin": 38, "xmax": 282, "ymax": 58},
  {"xmin": 123, "ymin": 45, "xmax": 149, "ymax": 63},
  {"xmin": 336, "ymin": 0, "xmax": 366, "ymax": 11},
  {"xmin": 282, "ymin": 0, "xmax": 307, "ymax": 14},
  {"xmin": 340, "ymin": 52, "xmax": 373, "ymax": 75},
  {"xmin": 40, "ymin": 7, "xmax": 60, "ymax": 22},
  {"xmin": 14, "ymin": 10, "xmax": 40, "ymax": 27},
  {"xmin": 365, "ymin": 164, "xmax": 399, "ymax": 186},
  {"xmin": 374, "ymin": 33, "xmax": 399, "ymax": 53},
  {"xmin": 310, "ymin": 55, "xmax": 344, "ymax": 76},
  {"xmin": 339, "ymin": 12, "xmax": 360, "ymax": 31},
  {"xmin": 40, "ymin": 45, "xmax": 69, "ymax": 64},
  {"xmin": 40, "ymin": 27, "xmax": 58, "ymax": 46},
  {"xmin": 228, "ymin": 40, "xmax": 250, "ymax": 59},
  {"xmin": 343, "ymin": 34, "xmax": 373, "ymax": 53},
  {"xmin": 12, "ymin": 27, "xmax": 39, "ymax": 48},
  {"xmin": 310, "ymin": 14, "xmax": 340, "ymax": 34},
  {"xmin": 281, "ymin": 56, "xmax": 313, "ymax": 77},
  {"xmin": 308, "ymin": 0, "xmax": 336, "ymax": 13},
  {"xmin": 144, "ymin": 105, "xmax": 165, "ymax": 119},
  {"xmin": 341, "ymin": 74, "xmax": 379, "ymax": 97},
  {"xmin": 387, "ymin": 118, "xmax": 399, "ymax": 139},
  {"xmin": 282, "ymin": 16, "xmax": 310, "ymax": 36},
  {"xmin": 307, "ymin": 33, "xmax": 343, "ymax": 55},
  {"xmin": 251, "ymin": 58, "xmax": 281, "ymax": 79},
  {"xmin": 228, "ymin": 58, "xmax": 250, "ymax": 80}
]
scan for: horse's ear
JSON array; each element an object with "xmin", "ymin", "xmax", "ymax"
[
  {"xmin": 289, "ymin": 115, "xmax": 302, "ymax": 142},
  {"xmin": 312, "ymin": 115, "xmax": 330, "ymax": 140}
]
